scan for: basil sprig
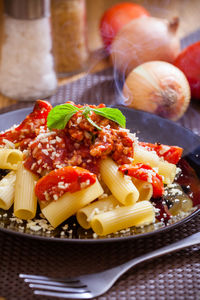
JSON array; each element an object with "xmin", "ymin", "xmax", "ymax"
[
  {"xmin": 47, "ymin": 104, "xmax": 79, "ymax": 130},
  {"xmin": 47, "ymin": 104, "xmax": 126, "ymax": 130}
]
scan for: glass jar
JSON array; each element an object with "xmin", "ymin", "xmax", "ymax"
[
  {"xmin": 0, "ymin": 0, "xmax": 57, "ymax": 101},
  {"xmin": 0, "ymin": 0, "xmax": 3, "ymax": 61},
  {"xmin": 51, "ymin": 0, "xmax": 89, "ymax": 77}
]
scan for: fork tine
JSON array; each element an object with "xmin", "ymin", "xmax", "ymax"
[
  {"xmin": 34, "ymin": 290, "xmax": 93, "ymax": 299},
  {"xmin": 19, "ymin": 274, "xmax": 79, "ymax": 284},
  {"xmin": 24, "ymin": 278, "xmax": 86, "ymax": 288},
  {"xmin": 29, "ymin": 283, "xmax": 89, "ymax": 293},
  {"xmin": 24, "ymin": 278, "xmax": 86, "ymax": 287}
]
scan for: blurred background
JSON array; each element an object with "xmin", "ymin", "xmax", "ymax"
[
  {"xmin": 0, "ymin": 0, "xmax": 199, "ymax": 109},
  {"xmin": 86, "ymin": 0, "xmax": 200, "ymax": 51}
]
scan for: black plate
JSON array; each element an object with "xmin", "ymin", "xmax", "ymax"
[{"xmin": 0, "ymin": 106, "xmax": 200, "ymax": 243}]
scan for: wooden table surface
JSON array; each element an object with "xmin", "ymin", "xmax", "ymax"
[{"xmin": 0, "ymin": 0, "xmax": 200, "ymax": 110}]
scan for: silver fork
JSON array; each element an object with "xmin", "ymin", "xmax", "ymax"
[{"xmin": 19, "ymin": 231, "xmax": 200, "ymax": 299}]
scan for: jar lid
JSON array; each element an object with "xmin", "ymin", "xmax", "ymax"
[{"xmin": 4, "ymin": 0, "xmax": 50, "ymax": 20}]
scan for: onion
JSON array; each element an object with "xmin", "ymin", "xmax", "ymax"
[
  {"xmin": 123, "ymin": 61, "xmax": 191, "ymax": 121},
  {"xmin": 111, "ymin": 16, "xmax": 180, "ymax": 76}
]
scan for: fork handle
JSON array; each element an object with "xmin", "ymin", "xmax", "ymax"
[{"xmin": 108, "ymin": 231, "xmax": 200, "ymax": 282}]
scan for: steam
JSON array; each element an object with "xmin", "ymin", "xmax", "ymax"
[
  {"xmin": 113, "ymin": 58, "xmax": 128, "ymax": 105},
  {"xmin": 110, "ymin": 34, "xmax": 143, "ymax": 106}
]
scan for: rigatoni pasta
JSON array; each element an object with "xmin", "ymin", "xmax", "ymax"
[
  {"xmin": 14, "ymin": 163, "xmax": 39, "ymax": 220},
  {"xmin": 41, "ymin": 179, "xmax": 103, "ymax": 228},
  {"xmin": 133, "ymin": 145, "xmax": 160, "ymax": 166},
  {"xmin": 91, "ymin": 201, "xmax": 155, "ymax": 236},
  {"xmin": 157, "ymin": 161, "xmax": 176, "ymax": 184},
  {"xmin": 0, "ymin": 100, "xmax": 186, "ymax": 237},
  {"xmin": 133, "ymin": 145, "xmax": 176, "ymax": 184},
  {"xmin": 100, "ymin": 158, "xmax": 139, "ymax": 205},
  {"xmin": 0, "ymin": 171, "xmax": 16, "ymax": 210},
  {"xmin": 76, "ymin": 195, "xmax": 120, "ymax": 229},
  {"xmin": 132, "ymin": 178, "xmax": 153, "ymax": 201},
  {"xmin": 0, "ymin": 149, "xmax": 23, "ymax": 170}
]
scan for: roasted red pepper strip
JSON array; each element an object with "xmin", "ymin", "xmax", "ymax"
[
  {"xmin": 35, "ymin": 166, "xmax": 96, "ymax": 202},
  {"xmin": 139, "ymin": 142, "xmax": 183, "ymax": 164},
  {"xmin": 119, "ymin": 163, "xmax": 164, "ymax": 198},
  {"xmin": 0, "ymin": 100, "xmax": 52, "ymax": 145}
]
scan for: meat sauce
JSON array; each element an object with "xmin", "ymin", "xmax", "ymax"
[{"xmin": 24, "ymin": 103, "xmax": 134, "ymax": 177}]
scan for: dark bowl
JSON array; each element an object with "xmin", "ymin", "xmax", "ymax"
[{"xmin": 0, "ymin": 106, "xmax": 200, "ymax": 243}]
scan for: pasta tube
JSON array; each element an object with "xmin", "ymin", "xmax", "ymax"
[
  {"xmin": 132, "ymin": 178, "xmax": 153, "ymax": 201},
  {"xmin": 0, "ymin": 149, "xmax": 23, "ymax": 170},
  {"xmin": 76, "ymin": 195, "xmax": 120, "ymax": 229},
  {"xmin": 100, "ymin": 158, "xmax": 139, "ymax": 205},
  {"xmin": 41, "ymin": 179, "xmax": 103, "ymax": 228},
  {"xmin": 133, "ymin": 146, "xmax": 176, "ymax": 184},
  {"xmin": 91, "ymin": 201, "xmax": 155, "ymax": 236},
  {"xmin": 134, "ymin": 145, "xmax": 160, "ymax": 166},
  {"xmin": 0, "ymin": 171, "xmax": 16, "ymax": 210},
  {"xmin": 14, "ymin": 163, "xmax": 39, "ymax": 220},
  {"xmin": 157, "ymin": 161, "xmax": 176, "ymax": 185}
]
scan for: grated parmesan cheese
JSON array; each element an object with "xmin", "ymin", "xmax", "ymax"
[{"xmin": 2, "ymin": 139, "xmax": 15, "ymax": 149}]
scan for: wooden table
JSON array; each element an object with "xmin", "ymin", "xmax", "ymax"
[{"xmin": 0, "ymin": 0, "xmax": 199, "ymax": 110}]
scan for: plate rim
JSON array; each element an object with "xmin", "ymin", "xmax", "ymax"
[
  {"xmin": 0, "ymin": 106, "xmax": 200, "ymax": 243},
  {"xmin": 0, "ymin": 206, "xmax": 199, "ymax": 243}
]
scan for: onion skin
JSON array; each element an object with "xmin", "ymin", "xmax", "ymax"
[
  {"xmin": 100, "ymin": 2, "xmax": 150, "ymax": 51},
  {"xmin": 123, "ymin": 61, "xmax": 191, "ymax": 121},
  {"xmin": 111, "ymin": 16, "xmax": 180, "ymax": 76}
]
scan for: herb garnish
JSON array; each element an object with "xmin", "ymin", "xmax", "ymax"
[{"xmin": 47, "ymin": 104, "xmax": 126, "ymax": 130}]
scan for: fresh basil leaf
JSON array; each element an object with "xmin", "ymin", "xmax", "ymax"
[
  {"xmin": 47, "ymin": 104, "xmax": 126, "ymax": 131},
  {"xmin": 82, "ymin": 106, "xmax": 102, "ymax": 130},
  {"xmin": 47, "ymin": 104, "xmax": 79, "ymax": 130},
  {"xmin": 92, "ymin": 107, "xmax": 126, "ymax": 128},
  {"xmin": 86, "ymin": 116, "xmax": 102, "ymax": 131},
  {"xmin": 82, "ymin": 106, "xmax": 91, "ymax": 118}
]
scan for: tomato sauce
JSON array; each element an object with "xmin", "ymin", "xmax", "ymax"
[
  {"xmin": 35, "ymin": 166, "xmax": 96, "ymax": 202},
  {"xmin": 0, "ymin": 100, "xmax": 52, "ymax": 146},
  {"xmin": 23, "ymin": 104, "xmax": 134, "ymax": 176}
]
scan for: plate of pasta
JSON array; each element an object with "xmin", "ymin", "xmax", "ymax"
[{"xmin": 0, "ymin": 100, "xmax": 200, "ymax": 242}]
